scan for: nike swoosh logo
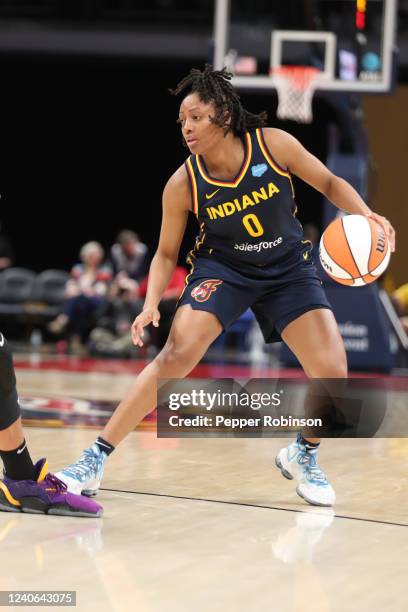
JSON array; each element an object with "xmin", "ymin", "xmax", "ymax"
[
  {"xmin": 0, "ymin": 334, "xmax": 4, "ymax": 347},
  {"xmin": 206, "ymin": 189, "xmax": 220, "ymax": 200},
  {"xmin": 17, "ymin": 442, "xmax": 27, "ymax": 455}
]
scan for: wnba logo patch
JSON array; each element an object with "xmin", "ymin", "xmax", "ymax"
[{"xmin": 191, "ymin": 279, "xmax": 223, "ymax": 302}]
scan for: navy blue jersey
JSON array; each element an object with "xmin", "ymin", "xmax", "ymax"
[{"xmin": 185, "ymin": 128, "xmax": 305, "ymax": 274}]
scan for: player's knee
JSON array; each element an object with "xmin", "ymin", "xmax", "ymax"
[
  {"xmin": 0, "ymin": 335, "xmax": 17, "ymax": 396},
  {"xmin": 308, "ymin": 350, "xmax": 348, "ymax": 378},
  {"xmin": 330, "ymin": 352, "xmax": 348, "ymax": 378},
  {"xmin": 155, "ymin": 344, "xmax": 189, "ymax": 371},
  {"xmin": 155, "ymin": 338, "xmax": 199, "ymax": 373},
  {"xmin": 0, "ymin": 334, "xmax": 20, "ymax": 430}
]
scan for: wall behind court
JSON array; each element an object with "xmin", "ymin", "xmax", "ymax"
[{"xmin": 363, "ymin": 87, "xmax": 408, "ymax": 288}]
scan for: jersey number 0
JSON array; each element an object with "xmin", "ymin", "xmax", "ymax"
[{"xmin": 242, "ymin": 213, "xmax": 264, "ymax": 237}]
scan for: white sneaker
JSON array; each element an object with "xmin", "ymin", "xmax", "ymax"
[
  {"xmin": 56, "ymin": 444, "xmax": 107, "ymax": 497},
  {"xmin": 275, "ymin": 435, "xmax": 336, "ymax": 507}
]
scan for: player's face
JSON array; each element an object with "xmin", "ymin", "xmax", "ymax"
[{"xmin": 178, "ymin": 93, "xmax": 225, "ymax": 154}]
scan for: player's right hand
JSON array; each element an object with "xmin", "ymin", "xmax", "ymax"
[{"xmin": 131, "ymin": 307, "xmax": 160, "ymax": 347}]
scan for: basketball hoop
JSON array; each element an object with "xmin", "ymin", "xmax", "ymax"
[{"xmin": 271, "ymin": 66, "xmax": 322, "ymax": 124}]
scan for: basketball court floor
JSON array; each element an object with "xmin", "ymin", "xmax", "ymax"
[
  {"xmin": 0, "ymin": 0, "xmax": 404, "ymax": 609},
  {"xmin": 0, "ymin": 355, "xmax": 406, "ymax": 612}
]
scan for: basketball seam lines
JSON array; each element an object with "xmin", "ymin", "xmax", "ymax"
[
  {"xmin": 322, "ymin": 234, "xmax": 352, "ymax": 280},
  {"xmin": 341, "ymin": 216, "xmax": 364, "ymax": 278},
  {"xmin": 323, "ymin": 230, "xmax": 371, "ymax": 282},
  {"xmin": 367, "ymin": 218, "xmax": 375, "ymax": 278}
]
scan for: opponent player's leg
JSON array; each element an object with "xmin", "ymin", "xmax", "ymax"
[
  {"xmin": 0, "ymin": 334, "xmax": 102, "ymax": 517},
  {"xmin": 275, "ymin": 308, "xmax": 347, "ymax": 506},
  {"xmin": 57, "ymin": 305, "xmax": 223, "ymax": 495}
]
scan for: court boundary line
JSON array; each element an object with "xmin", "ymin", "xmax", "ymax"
[{"xmin": 100, "ymin": 487, "xmax": 408, "ymax": 528}]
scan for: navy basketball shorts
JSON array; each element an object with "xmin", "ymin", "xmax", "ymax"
[
  {"xmin": 0, "ymin": 332, "xmax": 21, "ymax": 430},
  {"xmin": 177, "ymin": 252, "xmax": 332, "ymax": 343}
]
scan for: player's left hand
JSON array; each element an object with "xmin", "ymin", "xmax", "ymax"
[{"xmin": 365, "ymin": 211, "xmax": 396, "ymax": 253}]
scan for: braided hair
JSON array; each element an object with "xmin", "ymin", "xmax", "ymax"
[{"xmin": 170, "ymin": 64, "xmax": 267, "ymax": 137}]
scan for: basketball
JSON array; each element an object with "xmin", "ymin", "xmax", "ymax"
[{"xmin": 319, "ymin": 214, "xmax": 391, "ymax": 286}]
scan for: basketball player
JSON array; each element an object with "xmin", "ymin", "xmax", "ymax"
[
  {"xmin": 0, "ymin": 332, "xmax": 102, "ymax": 517},
  {"xmin": 57, "ymin": 66, "xmax": 395, "ymax": 507}
]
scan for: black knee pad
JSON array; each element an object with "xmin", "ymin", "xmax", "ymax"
[{"xmin": 0, "ymin": 333, "xmax": 21, "ymax": 430}]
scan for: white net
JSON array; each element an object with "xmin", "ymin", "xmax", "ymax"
[{"xmin": 272, "ymin": 67, "xmax": 322, "ymax": 124}]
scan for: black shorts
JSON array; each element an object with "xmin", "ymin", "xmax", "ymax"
[
  {"xmin": 0, "ymin": 332, "xmax": 21, "ymax": 430},
  {"xmin": 177, "ymin": 250, "xmax": 332, "ymax": 343}
]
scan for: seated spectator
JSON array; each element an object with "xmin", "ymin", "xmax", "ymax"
[
  {"xmin": 89, "ymin": 265, "xmax": 187, "ymax": 357},
  {"xmin": 0, "ymin": 221, "xmax": 14, "ymax": 270},
  {"xmin": 110, "ymin": 230, "xmax": 150, "ymax": 283},
  {"xmin": 48, "ymin": 241, "xmax": 112, "ymax": 353},
  {"xmin": 88, "ymin": 277, "xmax": 143, "ymax": 358}
]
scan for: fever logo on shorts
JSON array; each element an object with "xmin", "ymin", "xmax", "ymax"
[{"xmin": 191, "ymin": 279, "xmax": 223, "ymax": 302}]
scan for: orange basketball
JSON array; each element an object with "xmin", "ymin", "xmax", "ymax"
[{"xmin": 319, "ymin": 214, "xmax": 391, "ymax": 286}]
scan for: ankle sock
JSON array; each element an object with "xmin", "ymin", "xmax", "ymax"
[
  {"xmin": 95, "ymin": 437, "xmax": 115, "ymax": 456},
  {"xmin": 0, "ymin": 439, "xmax": 36, "ymax": 480},
  {"xmin": 298, "ymin": 434, "xmax": 320, "ymax": 450}
]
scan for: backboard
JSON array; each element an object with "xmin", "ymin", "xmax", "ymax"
[{"xmin": 214, "ymin": 0, "xmax": 398, "ymax": 93}]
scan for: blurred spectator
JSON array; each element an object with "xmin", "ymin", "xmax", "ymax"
[
  {"xmin": 89, "ymin": 265, "xmax": 187, "ymax": 357},
  {"xmin": 88, "ymin": 279, "xmax": 143, "ymax": 358},
  {"xmin": 87, "ymin": 231, "xmax": 149, "ymax": 357},
  {"xmin": 48, "ymin": 241, "xmax": 112, "ymax": 352},
  {"xmin": 110, "ymin": 230, "xmax": 150, "ymax": 283},
  {"xmin": 392, "ymin": 283, "xmax": 408, "ymax": 333},
  {"xmin": 0, "ymin": 222, "xmax": 14, "ymax": 270}
]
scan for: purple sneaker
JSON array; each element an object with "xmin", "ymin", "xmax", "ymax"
[{"xmin": 0, "ymin": 458, "xmax": 103, "ymax": 518}]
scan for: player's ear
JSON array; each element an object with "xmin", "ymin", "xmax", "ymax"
[
  {"xmin": 223, "ymin": 110, "xmax": 232, "ymax": 125},
  {"xmin": 219, "ymin": 99, "xmax": 231, "ymax": 126},
  {"xmin": 209, "ymin": 99, "xmax": 230, "ymax": 121},
  {"xmin": 222, "ymin": 109, "xmax": 232, "ymax": 136}
]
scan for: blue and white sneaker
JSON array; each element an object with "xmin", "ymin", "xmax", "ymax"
[
  {"xmin": 275, "ymin": 435, "xmax": 336, "ymax": 507},
  {"xmin": 55, "ymin": 444, "xmax": 107, "ymax": 497}
]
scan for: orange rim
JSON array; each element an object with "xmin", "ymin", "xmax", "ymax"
[{"xmin": 270, "ymin": 66, "xmax": 321, "ymax": 90}]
